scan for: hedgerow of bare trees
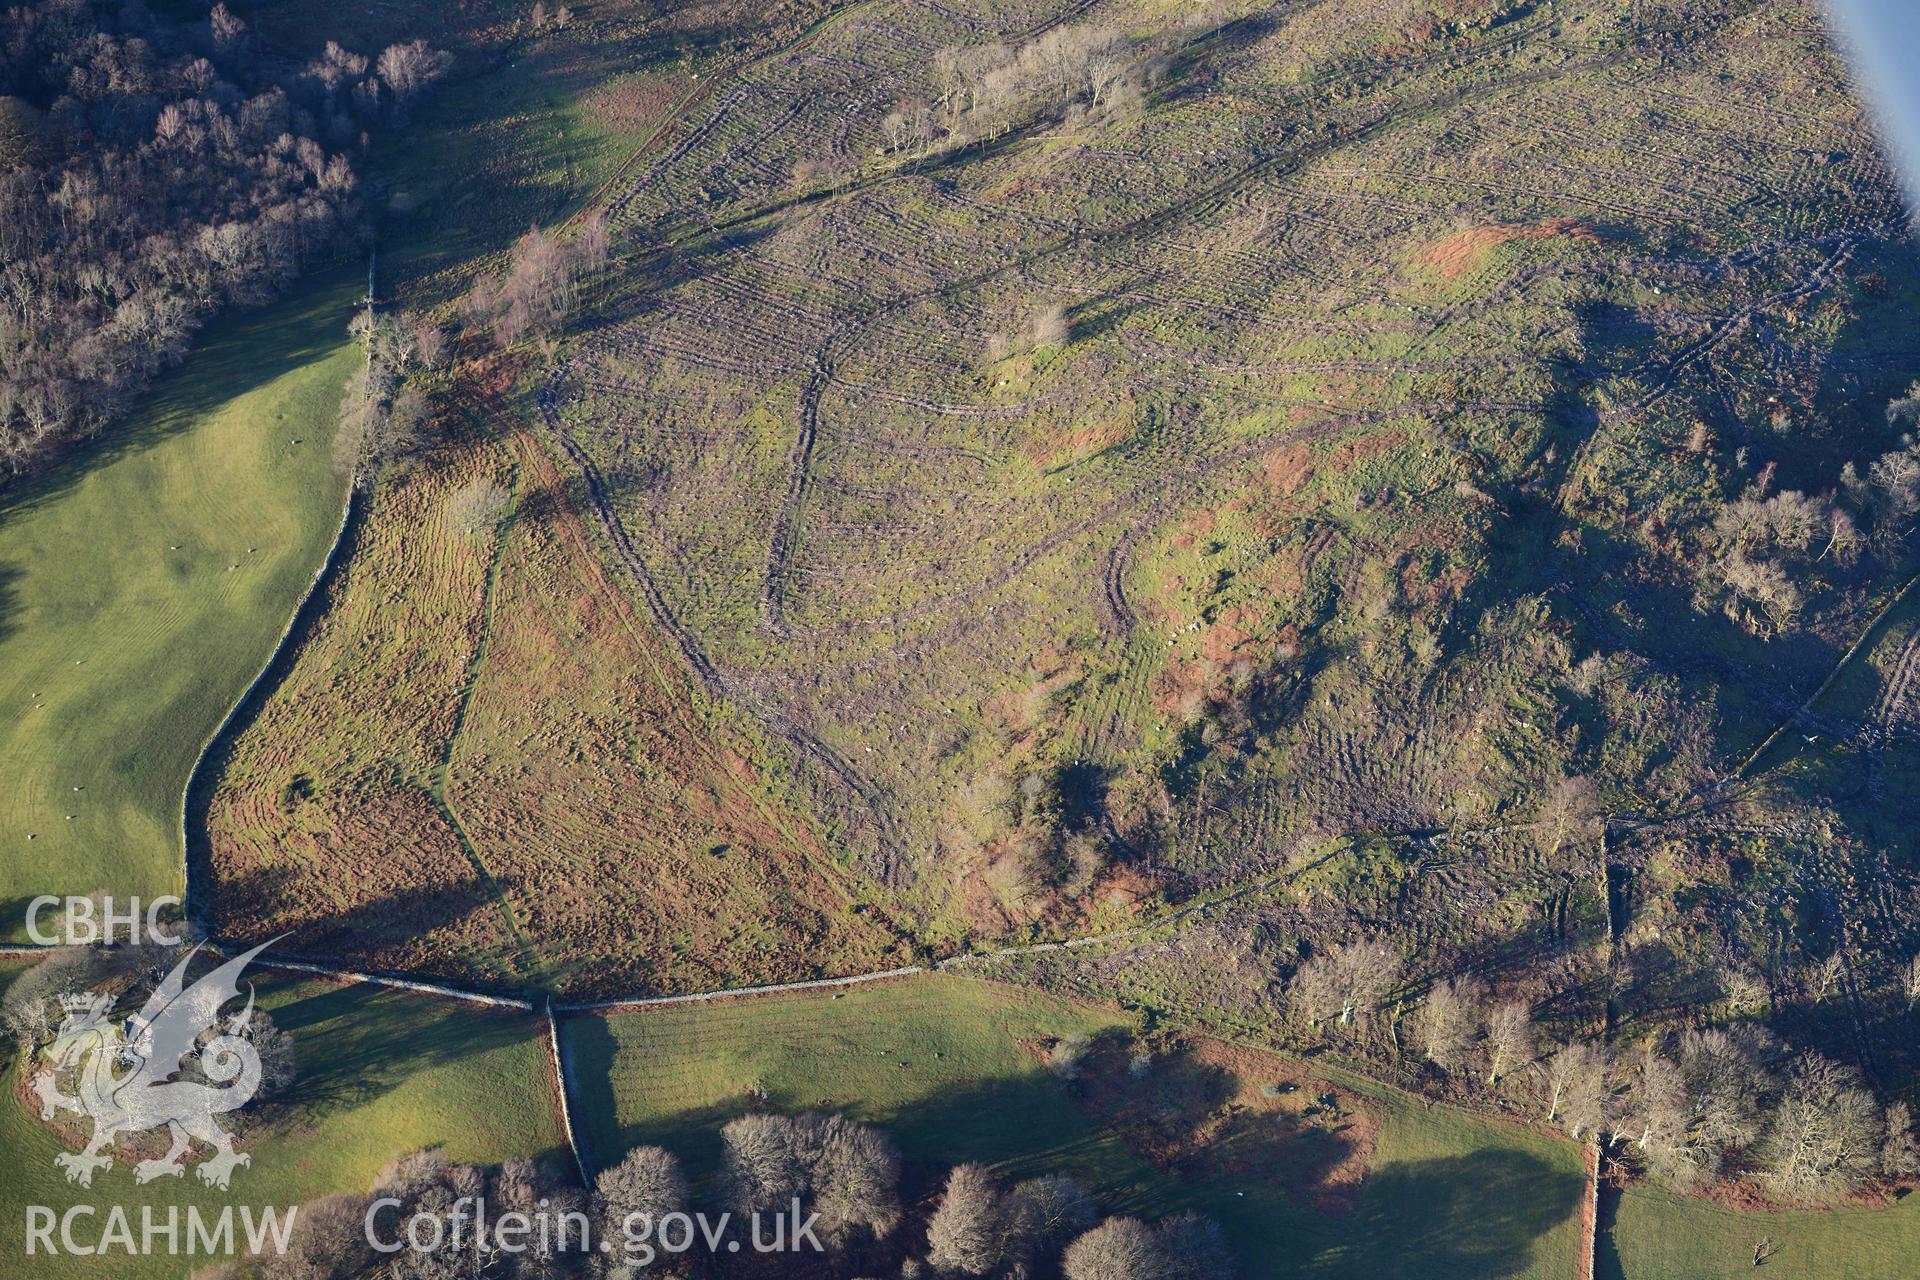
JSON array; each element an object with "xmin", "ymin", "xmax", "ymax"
[
  {"xmin": 919, "ymin": 1163, "xmax": 1227, "ymax": 1280},
  {"xmin": 338, "ymin": 309, "xmax": 432, "ymax": 479},
  {"xmin": 173, "ymin": 1099, "xmax": 1239, "ymax": 1278},
  {"xmin": 0, "ymin": 0, "xmax": 450, "ymax": 479},
  {"xmin": 1395, "ymin": 966, "xmax": 1917, "ymax": 1202},
  {"xmin": 1, "ymin": 941, "xmax": 178, "ymax": 1053}
]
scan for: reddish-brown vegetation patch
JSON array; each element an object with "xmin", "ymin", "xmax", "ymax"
[
  {"xmin": 1263, "ymin": 443, "xmax": 1315, "ymax": 494},
  {"xmin": 210, "ymin": 419, "xmax": 896, "ymax": 997},
  {"xmin": 1420, "ymin": 218, "xmax": 1605, "ymax": 279},
  {"xmin": 447, "ymin": 432, "xmax": 897, "ymax": 994},
  {"xmin": 1025, "ymin": 416, "xmax": 1132, "ymax": 470}
]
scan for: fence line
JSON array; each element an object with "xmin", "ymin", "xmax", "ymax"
[{"xmin": 231, "ymin": 950, "xmax": 535, "ymax": 1011}]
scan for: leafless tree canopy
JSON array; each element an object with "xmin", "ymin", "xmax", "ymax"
[
  {"xmin": 1539, "ymin": 1041, "xmax": 1612, "ymax": 1140},
  {"xmin": 447, "ymin": 475, "xmax": 512, "ymax": 535},
  {"xmin": 720, "ymin": 1112, "xmax": 901, "ymax": 1243},
  {"xmin": 1287, "ymin": 934, "xmax": 1402, "ymax": 1037},
  {"xmin": 1756, "ymin": 1054, "xmax": 1885, "ymax": 1200},
  {"xmin": 927, "ymin": 1163, "xmax": 1004, "ymax": 1275},
  {"xmin": 1061, "ymin": 1212, "xmax": 1234, "ymax": 1280},
  {"xmin": 0, "ymin": 1, "xmax": 449, "ymax": 478},
  {"xmin": 1004, "ymin": 1172, "xmax": 1099, "ymax": 1263},
  {"xmin": 1482, "ymin": 999, "xmax": 1534, "ymax": 1086},
  {"xmin": 909, "ymin": 22, "xmax": 1160, "ymax": 153},
  {"xmin": 594, "ymin": 1144, "xmax": 688, "ymax": 1232},
  {"xmin": 1415, "ymin": 976, "xmax": 1484, "ymax": 1072}
]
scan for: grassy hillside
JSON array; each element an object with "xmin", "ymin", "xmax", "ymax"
[
  {"xmin": 1604, "ymin": 1184, "xmax": 1920, "ymax": 1280},
  {"xmin": 0, "ymin": 277, "xmax": 360, "ymax": 939},
  {"xmin": 565, "ymin": 972, "xmax": 1588, "ymax": 1279},
  {"xmin": 0, "ymin": 959, "xmax": 563, "ymax": 1279}
]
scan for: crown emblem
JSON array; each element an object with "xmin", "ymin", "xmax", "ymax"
[{"xmin": 58, "ymin": 991, "xmax": 104, "ymax": 1013}]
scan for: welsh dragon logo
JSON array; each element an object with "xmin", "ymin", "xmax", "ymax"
[{"xmin": 31, "ymin": 940, "xmax": 276, "ymax": 1190}]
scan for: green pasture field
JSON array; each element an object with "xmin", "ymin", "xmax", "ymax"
[
  {"xmin": 0, "ymin": 277, "xmax": 362, "ymax": 941},
  {"xmin": 0, "ymin": 958, "xmax": 564, "ymax": 1279},
  {"xmin": 565, "ymin": 972, "xmax": 1589, "ymax": 1279},
  {"xmin": 1603, "ymin": 1183, "xmax": 1920, "ymax": 1280}
]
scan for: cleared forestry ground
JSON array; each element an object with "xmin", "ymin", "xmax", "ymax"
[
  {"xmin": 201, "ymin": 0, "xmax": 913, "ymax": 998},
  {"xmin": 540, "ymin": 0, "xmax": 1920, "ymax": 970},
  {"xmin": 0, "ymin": 958, "xmax": 565, "ymax": 1280},
  {"xmin": 563, "ymin": 971, "xmax": 1589, "ymax": 1280},
  {"xmin": 0, "ymin": 275, "xmax": 361, "ymax": 940}
]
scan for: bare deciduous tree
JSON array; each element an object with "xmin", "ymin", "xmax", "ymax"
[
  {"xmin": 1534, "ymin": 774, "xmax": 1601, "ymax": 858},
  {"xmin": 2, "ymin": 946, "xmax": 103, "ymax": 1049},
  {"xmin": 1617, "ymin": 1049, "xmax": 1687, "ymax": 1154},
  {"xmin": 1003, "ymin": 1173, "xmax": 1097, "ymax": 1266},
  {"xmin": 1756, "ymin": 1054, "xmax": 1884, "ymax": 1201},
  {"xmin": 719, "ymin": 1113, "xmax": 900, "ymax": 1241},
  {"xmin": 1540, "ymin": 1042, "xmax": 1611, "ymax": 1139},
  {"xmin": 1028, "ymin": 302, "xmax": 1071, "ymax": 348},
  {"xmin": 1415, "ymin": 976, "xmax": 1483, "ymax": 1072},
  {"xmin": 721, "ymin": 1114, "xmax": 806, "ymax": 1214},
  {"xmin": 1061, "ymin": 1213, "xmax": 1233, "ymax": 1280},
  {"xmin": 1678, "ymin": 1026, "xmax": 1774, "ymax": 1151},
  {"xmin": 447, "ymin": 476, "xmax": 512, "ymax": 535},
  {"xmin": 1483, "ymin": 1000, "xmax": 1534, "ymax": 1086},
  {"xmin": 1288, "ymin": 935, "xmax": 1401, "ymax": 1037},
  {"xmin": 812, "ymin": 1115, "xmax": 902, "ymax": 1241},
  {"xmin": 1882, "ymin": 1101, "xmax": 1919, "ymax": 1181},
  {"xmin": 1810, "ymin": 952, "xmax": 1846, "ymax": 1003},
  {"xmin": 1719, "ymin": 964, "xmax": 1770, "ymax": 1017},
  {"xmin": 595, "ymin": 1144, "xmax": 687, "ymax": 1234},
  {"xmin": 1063, "ymin": 1217, "xmax": 1163, "ymax": 1280},
  {"xmin": 577, "ymin": 210, "xmax": 610, "ymax": 272},
  {"xmin": 927, "ymin": 1164, "xmax": 1003, "ymax": 1275},
  {"xmin": 406, "ymin": 313, "xmax": 449, "ymax": 370},
  {"xmin": 254, "ymin": 1193, "xmax": 374, "ymax": 1280},
  {"xmin": 376, "ymin": 40, "xmax": 453, "ymax": 107},
  {"xmin": 1048, "ymin": 1032, "xmax": 1090, "ymax": 1079}
]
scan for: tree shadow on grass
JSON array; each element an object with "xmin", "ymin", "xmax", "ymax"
[
  {"xmin": 259, "ymin": 974, "xmax": 543, "ymax": 1118},
  {"xmin": 1321, "ymin": 1147, "xmax": 1584, "ymax": 1280},
  {"xmin": 0, "ymin": 562, "xmax": 19, "ymax": 648}
]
